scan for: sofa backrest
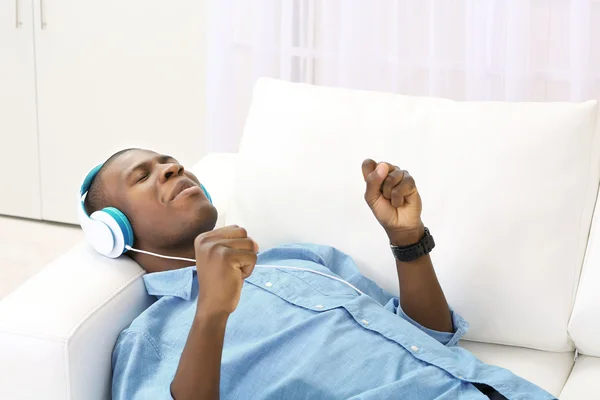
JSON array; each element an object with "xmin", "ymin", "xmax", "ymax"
[{"xmin": 226, "ymin": 78, "xmax": 600, "ymax": 352}]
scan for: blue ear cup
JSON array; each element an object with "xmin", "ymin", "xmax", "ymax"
[
  {"xmin": 78, "ymin": 164, "xmax": 134, "ymax": 258},
  {"xmin": 200, "ymin": 183, "xmax": 213, "ymax": 204}
]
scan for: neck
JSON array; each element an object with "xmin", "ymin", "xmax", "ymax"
[{"xmin": 130, "ymin": 242, "xmax": 196, "ymax": 273}]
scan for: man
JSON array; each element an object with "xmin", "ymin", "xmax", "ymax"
[{"xmin": 88, "ymin": 148, "xmax": 554, "ymax": 399}]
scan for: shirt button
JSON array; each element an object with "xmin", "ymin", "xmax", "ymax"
[
  {"xmin": 458, "ymin": 375, "xmax": 464, "ymax": 379},
  {"xmin": 265, "ymin": 282, "xmax": 273, "ymax": 287},
  {"xmin": 361, "ymin": 319, "xmax": 369, "ymax": 325},
  {"xmin": 410, "ymin": 345, "xmax": 419, "ymax": 352},
  {"xmin": 315, "ymin": 305, "xmax": 324, "ymax": 309}
]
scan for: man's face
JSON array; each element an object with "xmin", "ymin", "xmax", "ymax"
[{"xmin": 101, "ymin": 149, "xmax": 218, "ymax": 250}]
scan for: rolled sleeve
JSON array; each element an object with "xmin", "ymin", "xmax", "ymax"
[
  {"xmin": 112, "ymin": 329, "xmax": 177, "ymax": 400},
  {"xmin": 384, "ymin": 297, "xmax": 469, "ymax": 346}
]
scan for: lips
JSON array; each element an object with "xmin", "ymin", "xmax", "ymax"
[{"xmin": 169, "ymin": 179, "xmax": 197, "ymax": 202}]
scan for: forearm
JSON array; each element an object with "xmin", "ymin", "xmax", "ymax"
[
  {"xmin": 389, "ymin": 228, "xmax": 453, "ymax": 333},
  {"xmin": 170, "ymin": 307, "xmax": 229, "ymax": 400}
]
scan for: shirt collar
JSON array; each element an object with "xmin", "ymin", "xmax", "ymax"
[{"xmin": 143, "ymin": 266, "xmax": 196, "ymax": 300}]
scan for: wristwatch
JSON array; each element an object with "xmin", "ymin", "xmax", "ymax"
[{"xmin": 390, "ymin": 227, "xmax": 435, "ymax": 262}]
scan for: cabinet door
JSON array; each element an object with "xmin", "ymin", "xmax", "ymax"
[
  {"xmin": 0, "ymin": 0, "xmax": 42, "ymax": 219},
  {"xmin": 34, "ymin": 0, "xmax": 207, "ymax": 223}
]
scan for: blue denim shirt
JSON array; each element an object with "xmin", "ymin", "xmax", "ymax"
[{"xmin": 112, "ymin": 243, "xmax": 555, "ymax": 399}]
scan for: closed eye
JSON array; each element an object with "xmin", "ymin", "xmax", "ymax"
[{"xmin": 136, "ymin": 173, "xmax": 149, "ymax": 183}]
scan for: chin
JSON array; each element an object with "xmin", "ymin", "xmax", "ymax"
[
  {"xmin": 198, "ymin": 203, "xmax": 219, "ymax": 231},
  {"xmin": 184, "ymin": 202, "xmax": 218, "ymax": 236}
]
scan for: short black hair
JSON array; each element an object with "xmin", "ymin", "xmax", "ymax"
[{"xmin": 84, "ymin": 148, "xmax": 139, "ymax": 215}]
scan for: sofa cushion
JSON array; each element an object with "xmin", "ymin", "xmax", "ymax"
[
  {"xmin": 226, "ymin": 78, "xmax": 600, "ymax": 351},
  {"xmin": 190, "ymin": 152, "xmax": 239, "ymax": 229},
  {"xmin": 559, "ymin": 355, "xmax": 600, "ymax": 399},
  {"xmin": 568, "ymin": 193, "xmax": 600, "ymax": 357},
  {"xmin": 459, "ymin": 341, "xmax": 573, "ymax": 398}
]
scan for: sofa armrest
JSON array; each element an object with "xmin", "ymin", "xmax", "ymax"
[{"xmin": 0, "ymin": 242, "xmax": 151, "ymax": 400}]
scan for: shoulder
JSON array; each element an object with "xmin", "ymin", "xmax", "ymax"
[
  {"xmin": 258, "ymin": 243, "xmax": 352, "ymax": 265},
  {"xmin": 113, "ymin": 328, "xmax": 164, "ymax": 360}
]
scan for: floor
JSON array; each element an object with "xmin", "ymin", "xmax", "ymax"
[{"xmin": 0, "ymin": 215, "xmax": 84, "ymax": 300}]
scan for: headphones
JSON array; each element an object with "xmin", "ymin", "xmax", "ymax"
[{"xmin": 78, "ymin": 164, "xmax": 212, "ymax": 258}]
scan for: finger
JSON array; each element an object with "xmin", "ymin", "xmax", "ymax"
[
  {"xmin": 362, "ymin": 161, "xmax": 389, "ymax": 207},
  {"xmin": 361, "ymin": 159, "xmax": 377, "ymax": 181},
  {"xmin": 237, "ymin": 251, "xmax": 258, "ymax": 279},
  {"xmin": 220, "ymin": 238, "xmax": 259, "ymax": 253},
  {"xmin": 382, "ymin": 162, "xmax": 397, "ymax": 173},
  {"xmin": 213, "ymin": 225, "xmax": 249, "ymax": 239},
  {"xmin": 382, "ymin": 168, "xmax": 404, "ymax": 200},
  {"xmin": 390, "ymin": 173, "xmax": 417, "ymax": 208}
]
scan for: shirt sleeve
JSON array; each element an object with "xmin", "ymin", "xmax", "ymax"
[
  {"xmin": 383, "ymin": 297, "xmax": 469, "ymax": 346},
  {"xmin": 112, "ymin": 329, "xmax": 177, "ymax": 400}
]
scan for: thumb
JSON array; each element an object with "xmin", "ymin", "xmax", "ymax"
[{"xmin": 362, "ymin": 159, "xmax": 388, "ymax": 207}]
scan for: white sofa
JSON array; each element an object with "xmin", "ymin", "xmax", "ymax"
[{"xmin": 1, "ymin": 79, "xmax": 600, "ymax": 399}]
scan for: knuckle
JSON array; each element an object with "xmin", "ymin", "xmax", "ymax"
[
  {"xmin": 366, "ymin": 173, "xmax": 378, "ymax": 183},
  {"xmin": 194, "ymin": 234, "xmax": 209, "ymax": 247},
  {"xmin": 214, "ymin": 244, "xmax": 229, "ymax": 258}
]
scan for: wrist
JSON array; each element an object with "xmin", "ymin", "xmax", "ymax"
[
  {"xmin": 386, "ymin": 223, "xmax": 425, "ymax": 247},
  {"xmin": 195, "ymin": 303, "xmax": 231, "ymax": 323}
]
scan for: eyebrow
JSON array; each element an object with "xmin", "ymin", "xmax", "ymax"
[{"xmin": 125, "ymin": 154, "xmax": 177, "ymax": 181}]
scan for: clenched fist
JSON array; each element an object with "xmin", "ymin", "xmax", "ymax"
[
  {"xmin": 362, "ymin": 159, "xmax": 425, "ymax": 246},
  {"xmin": 194, "ymin": 225, "xmax": 259, "ymax": 316}
]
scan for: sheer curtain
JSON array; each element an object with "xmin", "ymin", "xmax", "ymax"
[{"xmin": 206, "ymin": 0, "xmax": 600, "ymax": 152}]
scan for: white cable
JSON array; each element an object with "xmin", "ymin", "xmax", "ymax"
[
  {"xmin": 125, "ymin": 245, "xmax": 364, "ymax": 295},
  {"xmin": 126, "ymin": 245, "xmax": 197, "ymax": 263},
  {"xmin": 254, "ymin": 264, "xmax": 364, "ymax": 295}
]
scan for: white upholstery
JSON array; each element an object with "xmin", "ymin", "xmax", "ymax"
[
  {"xmin": 569, "ymin": 193, "xmax": 600, "ymax": 357},
  {"xmin": 559, "ymin": 356, "xmax": 600, "ymax": 399},
  {"xmin": 2, "ymin": 81, "xmax": 600, "ymax": 398},
  {"xmin": 0, "ymin": 153, "xmax": 239, "ymax": 400},
  {"xmin": 459, "ymin": 341, "xmax": 574, "ymax": 398},
  {"xmin": 227, "ymin": 78, "xmax": 600, "ymax": 352},
  {"xmin": 190, "ymin": 152, "xmax": 239, "ymax": 229},
  {"xmin": 0, "ymin": 243, "xmax": 149, "ymax": 400}
]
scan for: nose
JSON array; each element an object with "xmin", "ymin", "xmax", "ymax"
[{"xmin": 161, "ymin": 162, "xmax": 184, "ymax": 182}]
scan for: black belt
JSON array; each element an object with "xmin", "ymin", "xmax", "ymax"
[{"xmin": 472, "ymin": 383, "xmax": 509, "ymax": 400}]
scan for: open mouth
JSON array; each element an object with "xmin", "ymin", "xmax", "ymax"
[{"xmin": 169, "ymin": 179, "xmax": 199, "ymax": 202}]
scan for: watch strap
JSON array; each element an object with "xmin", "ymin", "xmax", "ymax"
[{"xmin": 390, "ymin": 227, "xmax": 435, "ymax": 262}]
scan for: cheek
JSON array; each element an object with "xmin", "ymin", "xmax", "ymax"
[{"xmin": 123, "ymin": 196, "xmax": 166, "ymax": 233}]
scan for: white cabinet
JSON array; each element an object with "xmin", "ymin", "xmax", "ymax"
[
  {"xmin": 0, "ymin": 0, "xmax": 42, "ymax": 219},
  {"xmin": 0, "ymin": 0, "xmax": 207, "ymax": 224},
  {"xmin": 34, "ymin": 0, "xmax": 207, "ymax": 223}
]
